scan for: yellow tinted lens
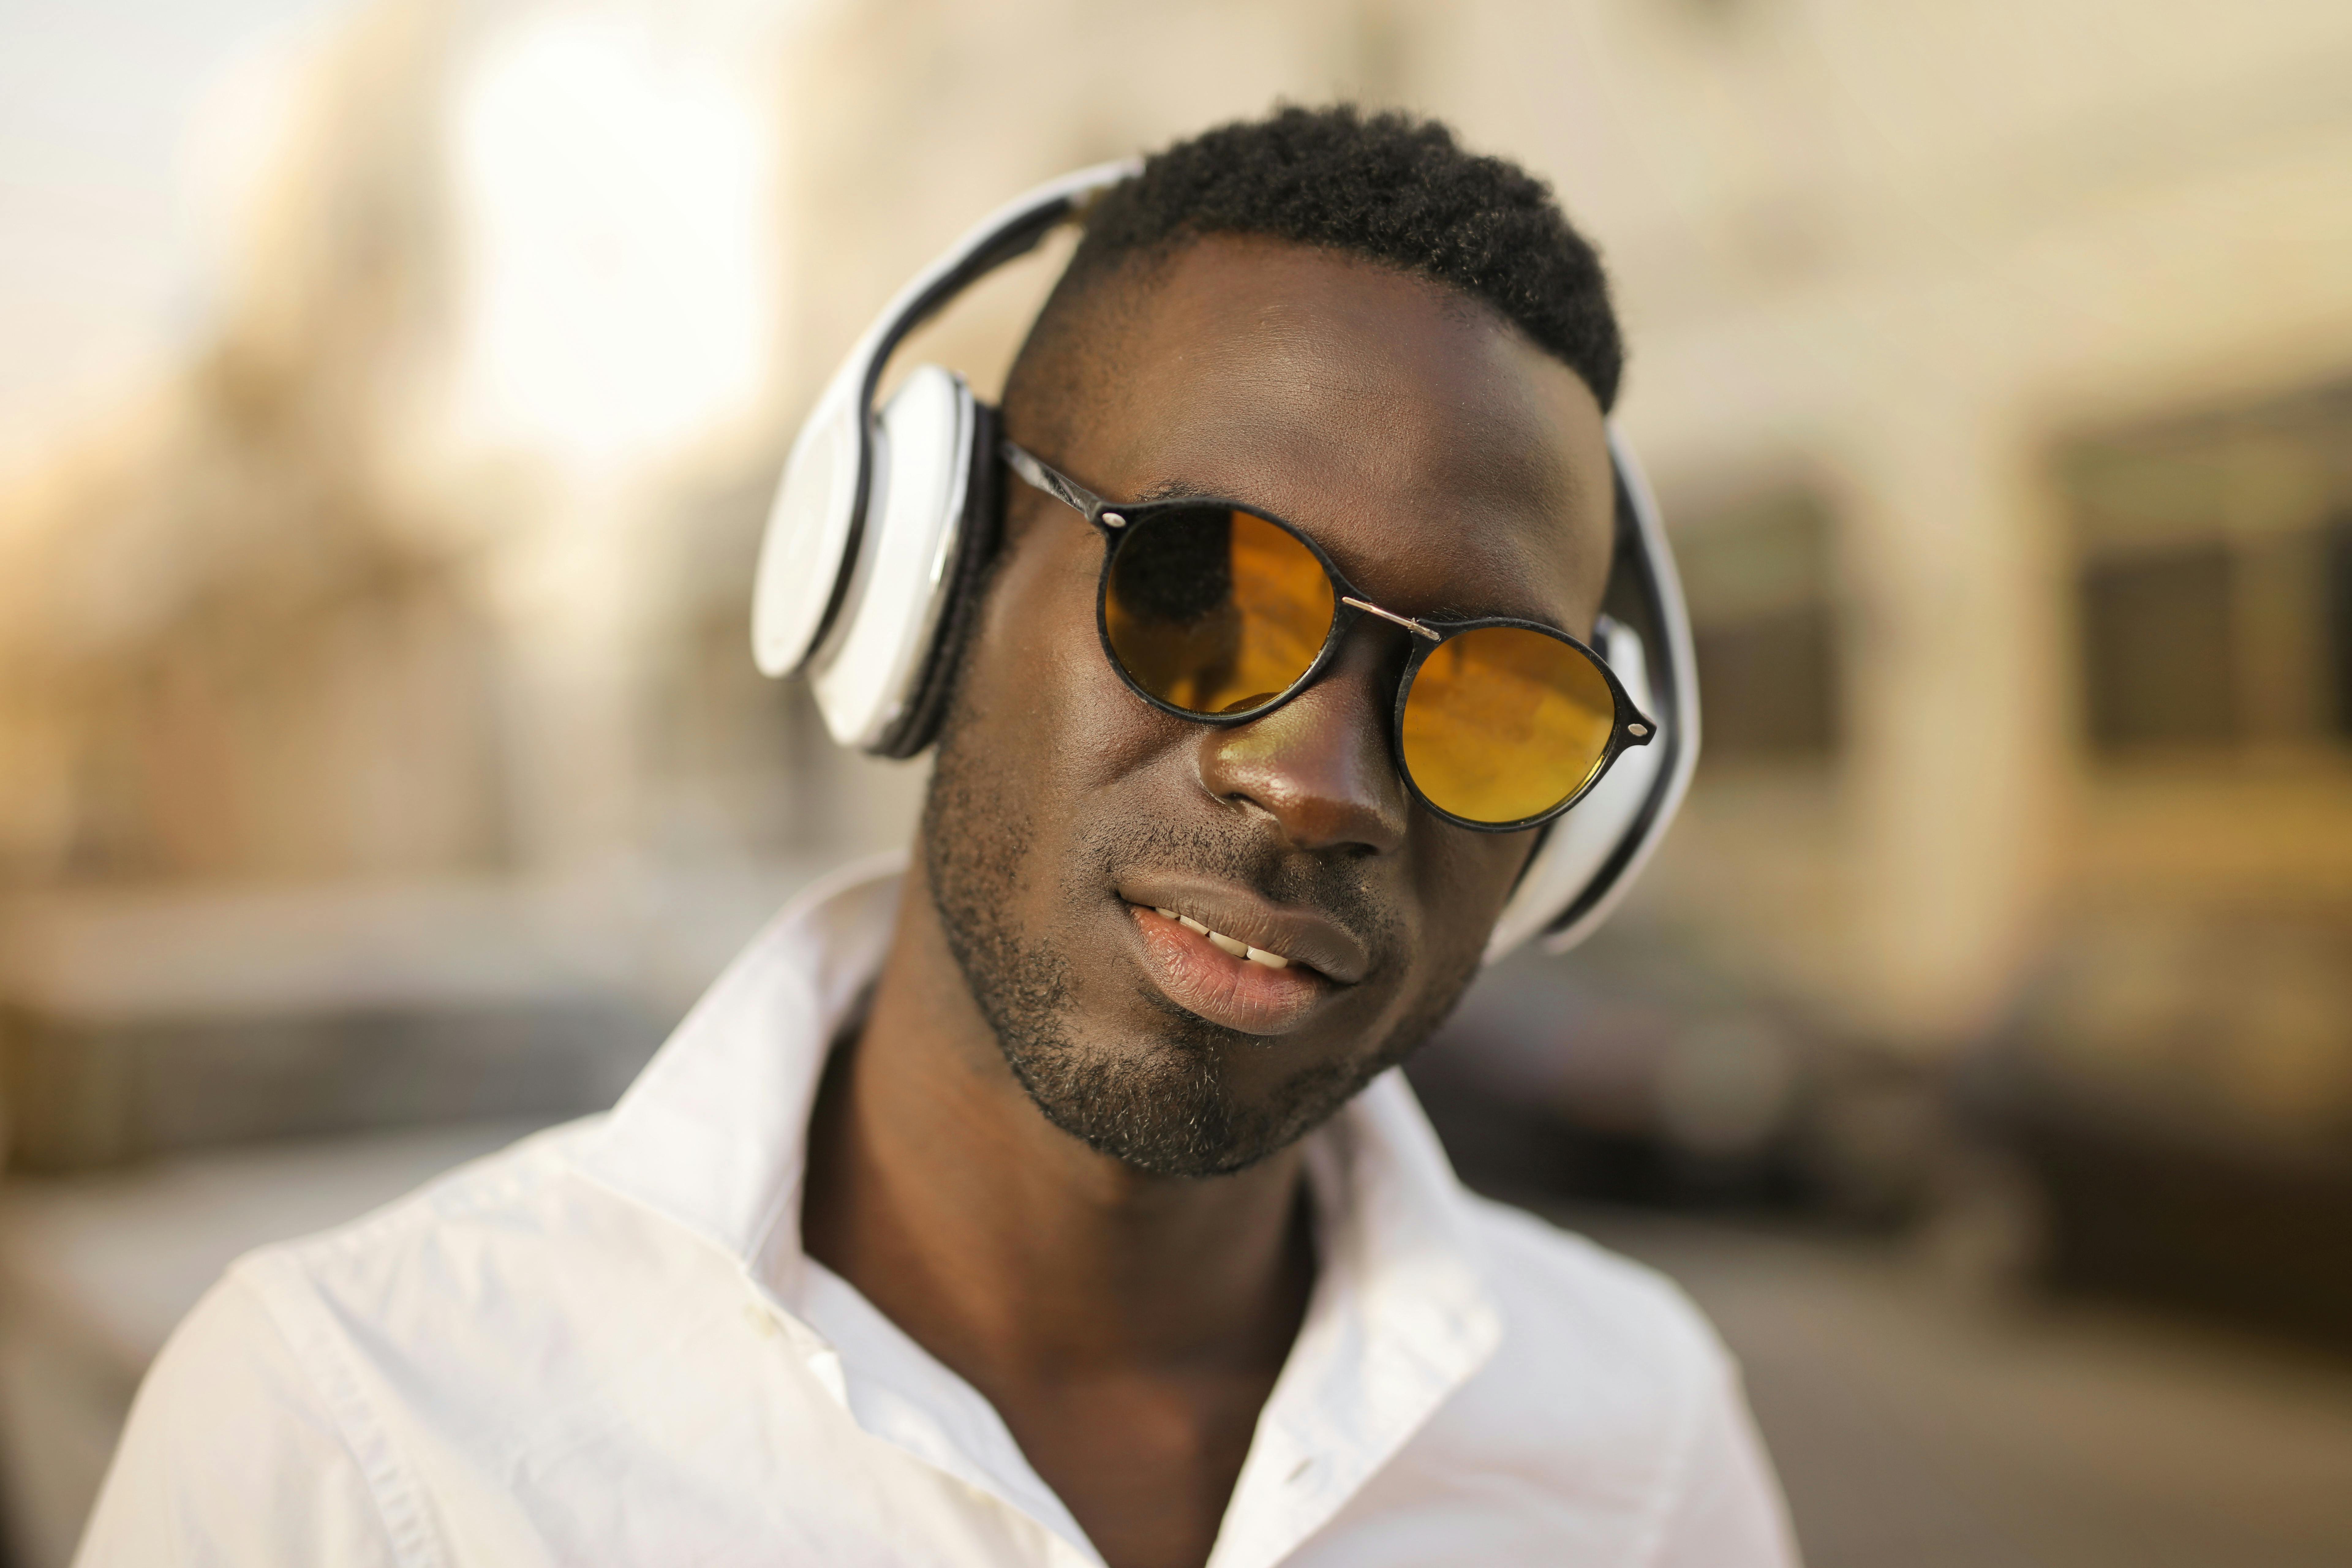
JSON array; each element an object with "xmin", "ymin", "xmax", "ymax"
[
  {"xmin": 1401, "ymin": 625, "xmax": 1616, "ymax": 824},
  {"xmin": 1104, "ymin": 509, "xmax": 1334, "ymax": 715}
]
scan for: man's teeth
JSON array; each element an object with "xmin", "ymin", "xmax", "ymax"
[{"xmin": 1150, "ymin": 907, "xmax": 1292, "ymax": 969}]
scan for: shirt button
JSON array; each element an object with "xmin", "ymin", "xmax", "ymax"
[{"xmin": 744, "ymin": 1303, "xmax": 782, "ymax": 1338}]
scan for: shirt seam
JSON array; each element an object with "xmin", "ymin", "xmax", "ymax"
[
  {"xmin": 1626, "ymin": 1332, "xmax": 1726, "ymax": 1568},
  {"xmin": 232, "ymin": 1253, "xmax": 453, "ymax": 1568}
]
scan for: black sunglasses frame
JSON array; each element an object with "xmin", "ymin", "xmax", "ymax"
[{"xmin": 1003, "ymin": 442, "xmax": 1658, "ymax": 833}]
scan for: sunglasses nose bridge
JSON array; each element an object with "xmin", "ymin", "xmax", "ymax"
[
  {"xmin": 1338, "ymin": 594, "xmax": 1441, "ymax": 643},
  {"xmin": 1259, "ymin": 587, "xmax": 1429, "ymax": 772},
  {"xmin": 1325, "ymin": 594, "xmax": 1436, "ymax": 709}
]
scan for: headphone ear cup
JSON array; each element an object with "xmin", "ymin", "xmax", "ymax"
[
  {"xmin": 1483, "ymin": 428, "xmax": 1700, "ymax": 963},
  {"xmin": 808, "ymin": 365, "xmax": 981, "ymax": 753},
  {"xmin": 875, "ymin": 398, "xmax": 1002, "ymax": 759},
  {"xmin": 1483, "ymin": 616, "xmax": 1666, "ymax": 962},
  {"xmin": 752, "ymin": 378, "xmax": 864, "ymax": 677}
]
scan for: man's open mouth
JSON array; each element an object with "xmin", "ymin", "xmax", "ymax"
[
  {"xmin": 1114, "ymin": 883, "xmax": 1371, "ymax": 1037},
  {"xmin": 1142, "ymin": 905, "xmax": 1295, "ymax": 970}
]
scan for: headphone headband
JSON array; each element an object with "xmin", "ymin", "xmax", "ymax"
[{"xmin": 752, "ymin": 160, "xmax": 1140, "ymax": 679}]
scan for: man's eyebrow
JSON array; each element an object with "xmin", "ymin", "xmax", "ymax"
[{"xmin": 1133, "ymin": 476, "xmax": 1218, "ymax": 503}]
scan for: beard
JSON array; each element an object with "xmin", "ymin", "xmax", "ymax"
[{"xmin": 921, "ymin": 700, "xmax": 1481, "ymax": 1179}]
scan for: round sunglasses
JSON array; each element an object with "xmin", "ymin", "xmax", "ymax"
[{"xmin": 1003, "ymin": 442, "xmax": 1657, "ymax": 832}]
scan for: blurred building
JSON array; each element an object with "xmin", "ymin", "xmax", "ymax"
[{"xmin": 2, "ymin": 0, "xmax": 2351, "ymax": 1560}]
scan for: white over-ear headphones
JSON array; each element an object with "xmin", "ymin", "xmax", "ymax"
[{"xmin": 752, "ymin": 160, "xmax": 1700, "ymax": 961}]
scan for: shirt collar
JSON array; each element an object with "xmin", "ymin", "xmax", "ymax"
[{"xmin": 569, "ymin": 855, "xmax": 1501, "ymax": 1568}]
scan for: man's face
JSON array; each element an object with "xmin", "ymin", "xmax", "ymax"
[{"xmin": 925, "ymin": 235, "xmax": 1615, "ymax": 1177}]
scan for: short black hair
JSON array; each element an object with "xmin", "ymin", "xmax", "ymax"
[{"xmin": 1030, "ymin": 104, "xmax": 1623, "ymax": 413}]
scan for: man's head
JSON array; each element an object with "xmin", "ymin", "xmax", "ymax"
[{"xmin": 924, "ymin": 106, "xmax": 1623, "ymax": 1177}]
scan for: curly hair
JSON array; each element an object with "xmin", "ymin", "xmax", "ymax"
[
  {"xmin": 1075, "ymin": 106, "xmax": 1620, "ymax": 406},
  {"xmin": 1004, "ymin": 105, "xmax": 1623, "ymax": 459}
]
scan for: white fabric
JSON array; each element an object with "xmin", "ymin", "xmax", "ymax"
[{"xmin": 76, "ymin": 858, "xmax": 1798, "ymax": 1568}]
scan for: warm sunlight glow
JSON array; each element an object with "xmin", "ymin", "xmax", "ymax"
[{"xmin": 447, "ymin": 12, "xmax": 778, "ymax": 471}]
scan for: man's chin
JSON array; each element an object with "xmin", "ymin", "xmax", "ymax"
[
  {"xmin": 998, "ymin": 1030, "xmax": 1363, "ymax": 1179},
  {"xmin": 920, "ymin": 732, "xmax": 1428, "ymax": 1177}
]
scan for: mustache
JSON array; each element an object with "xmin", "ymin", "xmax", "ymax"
[{"xmin": 1076, "ymin": 814, "xmax": 1401, "ymax": 957}]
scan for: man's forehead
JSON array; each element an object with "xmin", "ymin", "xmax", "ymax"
[{"xmin": 1072, "ymin": 236, "xmax": 1613, "ymax": 624}]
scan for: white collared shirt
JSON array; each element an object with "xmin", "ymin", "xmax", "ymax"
[{"xmin": 77, "ymin": 860, "xmax": 1797, "ymax": 1567}]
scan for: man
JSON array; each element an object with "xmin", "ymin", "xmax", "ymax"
[{"xmin": 79, "ymin": 108, "xmax": 1795, "ymax": 1567}]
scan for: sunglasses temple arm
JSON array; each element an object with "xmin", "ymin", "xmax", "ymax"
[{"xmin": 1001, "ymin": 440, "xmax": 1114, "ymax": 526}]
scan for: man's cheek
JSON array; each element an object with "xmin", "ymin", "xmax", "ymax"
[{"xmin": 1032, "ymin": 653, "xmax": 1167, "ymax": 798}]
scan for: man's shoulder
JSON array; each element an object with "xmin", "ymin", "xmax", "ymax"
[
  {"xmin": 1442, "ymin": 1193, "xmax": 1737, "ymax": 1453},
  {"xmin": 218, "ymin": 1115, "xmax": 733, "ymax": 1416},
  {"xmin": 236, "ymin": 1116, "xmax": 609, "ymax": 1290},
  {"xmin": 86, "ymin": 1121, "xmax": 667, "ymax": 1566},
  {"xmin": 1378, "ymin": 1193, "xmax": 1795, "ymax": 1566},
  {"xmin": 1463, "ymin": 1194, "xmax": 1726, "ymax": 1371}
]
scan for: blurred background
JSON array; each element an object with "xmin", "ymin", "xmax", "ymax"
[{"xmin": 3, "ymin": 0, "xmax": 2350, "ymax": 1562}]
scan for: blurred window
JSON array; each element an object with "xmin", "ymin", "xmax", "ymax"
[
  {"xmin": 2080, "ymin": 545, "xmax": 2239, "ymax": 748},
  {"xmin": 2062, "ymin": 381, "xmax": 2352, "ymax": 760},
  {"xmin": 2329, "ymin": 516, "xmax": 2352, "ymax": 737},
  {"xmin": 1672, "ymin": 488, "xmax": 1843, "ymax": 764}
]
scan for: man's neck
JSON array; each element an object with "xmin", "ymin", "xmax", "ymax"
[{"xmin": 799, "ymin": 861, "xmax": 1313, "ymax": 1568}]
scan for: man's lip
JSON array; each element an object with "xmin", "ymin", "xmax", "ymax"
[
  {"xmin": 1112, "ymin": 876, "xmax": 1373, "ymax": 985},
  {"xmin": 1125, "ymin": 907, "xmax": 1329, "ymax": 1036}
]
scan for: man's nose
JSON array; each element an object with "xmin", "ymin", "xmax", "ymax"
[{"xmin": 1193, "ymin": 636, "xmax": 1410, "ymax": 856}]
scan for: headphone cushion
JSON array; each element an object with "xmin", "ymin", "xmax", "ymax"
[
  {"xmin": 808, "ymin": 367, "xmax": 979, "ymax": 751},
  {"xmin": 1483, "ymin": 616, "xmax": 1665, "ymax": 962},
  {"xmin": 879, "ymin": 398, "xmax": 1002, "ymax": 759},
  {"xmin": 752, "ymin": 379, "xmax": 864, "ymax": 677}
]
